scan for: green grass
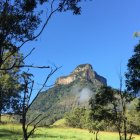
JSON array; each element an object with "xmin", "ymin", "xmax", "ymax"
[
  {"xmin": 52, "ymin": 119, "xmax": 66, "ymax": 127},
  {"xmin": 0, "ymin": 123, "xmax": 22, "ymax": 140},
  {"xmin": 31, "ymin": 128, "xmax": 140, "ymax": 140},
  {"xmin": 0, "ymin": 115, "xmax": 16, "ymax": 123},
  {"xmin": 0, "ymin": 123, "xmax": 140, "ymax": 140}
]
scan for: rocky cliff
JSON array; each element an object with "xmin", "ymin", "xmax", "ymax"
[{"xmin": 56, "ymin": 64, "xmax": 107, "ymax": 86}]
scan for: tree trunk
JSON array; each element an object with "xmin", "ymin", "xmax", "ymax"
[
  {"xmin": 118, "ymin": 131, "xmax": 122, "ymax": 140},
  {"xmin": 0, "ymin": 112, "xmax": 1, "ymax": 123},
  {"xmin": 22, "ymin": 127, "xmax": 28, "ymax": 140},
  {"xmin": 117, "ymin": 126, "xmax": 122, "ymax": 140},
  {"xmin": 124, "ymin": 117, "xmax": 127, "ymax": 140},
  {"xmin": 0, "ymin": 90, "xmax": 2, "ymax": 123},
  {"xmin": 22, "ymin": 113, "xmax": 28, "ymax": 140},
  {"xmin": 129, "ymin": 131, "xmax": 133, "ymax": 140},
  {"xmin": 123, "ymin": 104, "xmax": 127, "ymax": 140},
  {"xmin": 95, "ymin": 130, "xmax": 99, "ymax": 140}
]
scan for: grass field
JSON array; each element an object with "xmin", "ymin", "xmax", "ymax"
[
  {"xmin": 0, "ymin": 123, "xmax": 140, "ymax": 140},
  {"xmin": 0, "ymin": 117, "xmax": 140, "ymax": 140}
]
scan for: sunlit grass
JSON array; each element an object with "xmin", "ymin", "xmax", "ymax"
[
  {"xmin": 0, "ymin": 123, "xmax": 140, "ymax": 140},
  {"xmin": 0, "ymin": 115, "xmax": 16, "ymax": 123}
]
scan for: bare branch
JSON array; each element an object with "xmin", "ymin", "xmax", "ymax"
[
  {"xmin": 22, "ymin": 48, "xmax": 35, "ymax": 62},
  {"xmin": 26, "ymin": 114, "xmax": 42, "ymax": 130},
  {"xmin": 27, "ymin": 115, "xmax": 48, "ymax": 138},
  {"xmin": 36, "ymin": 82, "xmax": 55, "ymax": 88},
  {"xmin": 19, "ymin": 9, "xmax": 58, "ymax": 48},
  {"xmin": 27, "ymin": 80, "xmax": 34, "ymax": 107},
  {"xmin": 17, "ymin": 65, "xmax": 50, "ymax": 69},
  {"xmin": 0, "ymin": 65, "xmax": 50, "ymax": 70},
  {"xmin": 50, "ymin": 0, "xmax": 55, "ymax": 12},
  {"xmin": 26, "ymin": 66, "xmax": 61, "ymax": 111}
]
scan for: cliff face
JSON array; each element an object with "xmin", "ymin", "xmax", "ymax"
[
  {"xmin": 56, "ymin": 76, "xmax": 76, "ymax": 85},
  {"xmin": 56, "ymin": 64, "xmax": 107, "ymax": 86}
]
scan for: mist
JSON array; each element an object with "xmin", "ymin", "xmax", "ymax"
[
  {"xmin": 78, "ymin": 88, "xmax": 93, "ymax": 103},
  {"xmin": 70, "ymin": 86, "xmax": 94, "ymax": 103}
]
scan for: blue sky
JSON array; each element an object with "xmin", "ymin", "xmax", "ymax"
[{"xmin": 22, "ymin": 0, "xmax": 140, "ymax": 92}]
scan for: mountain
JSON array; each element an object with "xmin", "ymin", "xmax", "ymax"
[
  {"xmin": 55, "ymin": 64, "xmax": 106, "ymax": 86},
  {"xmin": 28, "ymin": 64, "xmax": 107, "ymax": 125}
]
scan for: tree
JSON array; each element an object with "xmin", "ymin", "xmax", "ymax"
[
  {"xmin": 18, "ymin": 66, "xmax": 59, "ymax": 140},
  {"xmin": 0, "ymin": 0, "xmax": 82, "ymax": 70},
  {"xmin": 65, "ymin": 107, "xmax": 86, "ymax": 128},
  {"xmin": 126, "ymin": 99, "xmax": 140, "ymax": 135},
  {"xmin": 89, "ymin": 86, "xmax": 135, "ymax": 140},
  {"xmin": 0, "ymin": 0, "xmax": 84, "ymax": 118},
  {"xmin": 65, "ymin": 107, "xmax": 106, "ymax": 140},
  {"xmin": 125, "ymin": 43, "xmax": 140, "ymax": 95},
  {"xmin": 0, "ymin": 51, "xmax": 23, "ymax": 123},
  {"xmin": 88, "ymin": 120, "xmax": 105, "ymax": 140},
  {"xmin": 0, "ymin": 0, "xmax": 85, "ymax": 138},
  {"xmin": 0, "ymin": 0, "xmax": 84, "ymax": 121}
]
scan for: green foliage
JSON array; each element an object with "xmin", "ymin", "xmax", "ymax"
[
  {"xmin": 89, "ymin": 86, "xmax": 118, "ymax": 123},
  {"xmin": 0, "ymin": 0, "xmax": 81, "ymax": 51},
  {"xmin": 0, "ymin": 0, "xmax": 40, "ymax": 63},
  {"xmin": 52, "ymin": 119, "xmax": 66, "ymax": 127},
  {"xmin": 125, "ymin": 43, "xmax": 140, "ymax": 94},
  {"xmin": 89, "ymin": 85, "xmax": 140, "ymax": 140},
  {"xmin": 65, "ymin": 108, "xmax": 87, "ymax": 128},
  {"xmin": 88, "ymin": 120, "xmax": 106, "ymax": 133},
  {"xmin": 65, "ymin": 107, "xmax": 109, "ymax": 133},
  {"xmin": 0, "ymin": 1, "xmax": 85, "ymax": 139},
  {"xmin": 0, "ymin": 52, "xmax": 23, "ymax": 116},
  {"xmin": 126, "ymin": 99, "xmax": 140, "ymax": 134}
]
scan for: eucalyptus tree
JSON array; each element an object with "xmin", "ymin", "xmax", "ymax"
[
  {"xmin": 18, "ymin": 66, "xmax": 59, "ymax": 140},
  {"xmin": 125, "ymin": 43, "xmax": 140, "ymax": 95},
  {"xmin": 89, "ymin": 86, "xmax": 135, "ymax": 140},
  {"xmin": 0, "ymin": 0, "xmax": 84, "ymax": 118},
  {"xmin": 125, "ymin": 43, "xmax": 140, "ymax": 112},
  {"xmin": 0, "ymin": 0, "xmax": 82, "ymax": 69}
]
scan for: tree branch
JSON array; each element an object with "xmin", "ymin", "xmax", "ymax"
[
  {"xmin": 0, "ymin": 65, "xmax": 50, "ymax": 70},
  {"xmin": 1, "ymin": 2, "xmax": 58, "ymax": 69},
  {"xmin": 27, "ymin": 80, "xmax": 34, "ymax": 106},
  {"xmin": 26, "ymin": 66, "xmax": 61, "ymax": 111},
  {"xmin": 26, "ymin": 114, "xmax": 42, "ymax": 130},
  {"xmin": 27, "ymin": 115, "xmax": 48, "ymax": 138},
  {"xmin": 22, "ymin": 48, "xmax": 35, "ymax": 62}
]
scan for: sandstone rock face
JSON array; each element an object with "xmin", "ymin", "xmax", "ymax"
[
  {"xmin": 56, "ymin": 64, "xmax": 107, "ymax": 86},
  {"xmin": 56, "ymin": 76, "xmax": 76, "ymax": 85}
]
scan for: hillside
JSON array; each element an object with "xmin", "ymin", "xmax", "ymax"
[{"xmin": 28, "ymin": 64, "xmax": 107, "ymax": 125}]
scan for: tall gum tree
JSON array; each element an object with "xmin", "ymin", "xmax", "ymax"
[{"xmin": 125, "ymin": 43, "xmax": 140, "ymax": 95}]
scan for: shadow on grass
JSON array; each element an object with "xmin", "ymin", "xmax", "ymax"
[
  {"xmin": 32, "ymin": 133, "xmax": 77, "ymax": 139},
  {"xmin": 0, "ymin": 129, "xmax": 21, "ymax": 138}
]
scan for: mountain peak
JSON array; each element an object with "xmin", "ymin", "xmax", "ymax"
[
  {"xmin": 72, "ymin": 63, "xmax": 93, "ymax": 74},
  {"xmin": 29, "ymin": 64, "xmax": 107, "ymax": 125},
  {"xmin": 74, "ymin": 63, "xmax": 93, "ymax": 70},
  {"xmin": 56, "ymin": 64, "xmax": 107, "ymax": 86}
]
